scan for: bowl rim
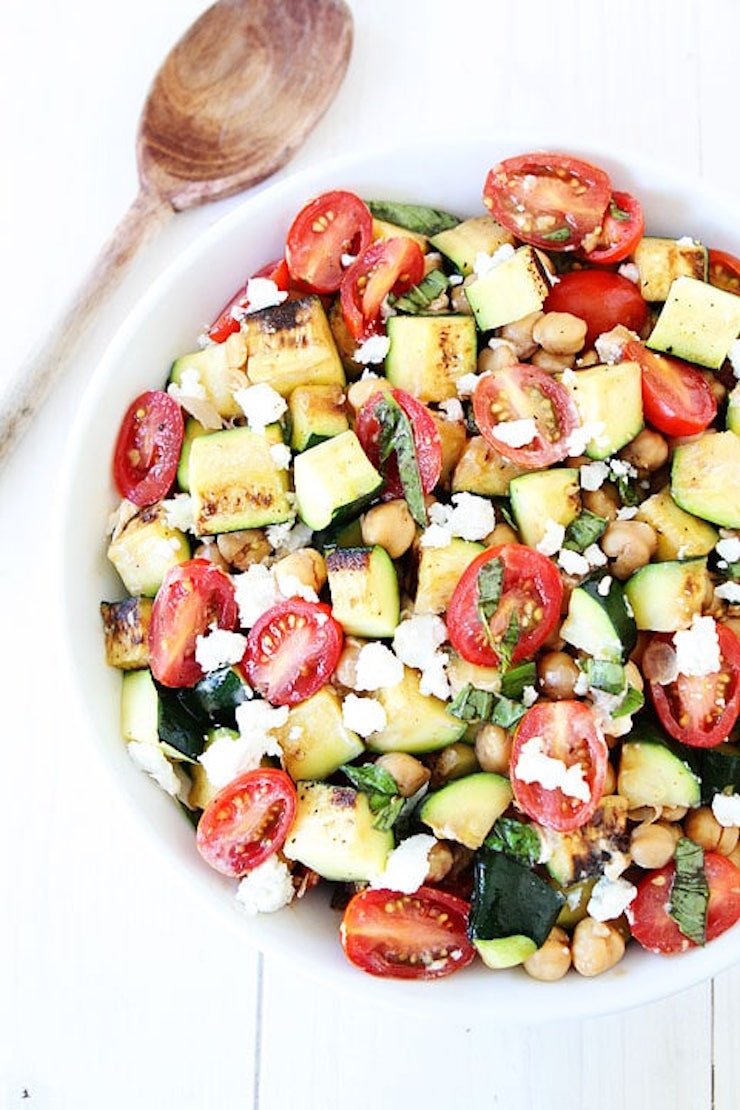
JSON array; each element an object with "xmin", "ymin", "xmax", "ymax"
[{"xmin": 57, "ymin": 132, "xmax": 740, "ymax": 1021}]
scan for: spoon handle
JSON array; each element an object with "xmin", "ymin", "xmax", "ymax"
[{"xmin": 0, "ymin": 188, "xmax": 172, "ymax": 471}]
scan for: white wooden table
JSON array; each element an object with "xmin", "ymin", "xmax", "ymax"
[{"xmin": 2, "ymin": 1, "xmax": 739, "ymax": 1106}]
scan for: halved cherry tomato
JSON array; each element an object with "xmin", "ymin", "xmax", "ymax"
[
  {"xmin": 207, "ymin": 258, "xmax": 291, "ymax": 343},
  {"xmin": 244, "ymin": 599, "xmax": 344, "ymax": 706},
  {"xmin": 628, "ymin": 852, "xmax": 740, "ymax": 954},
  {"xmin": 510, "ymin": 701, "xmax": 608, "ymax": 832},
  {"xmin": 149, "ymin": 559, "xmax": 238, "ymax": 688},
  {"xmin": 580, "ymin": 192, "xmax": 645, "ymax": 265},
  {"xmin": 623, "ymin": 339, "xmax": 717, "ymax": 437},
  {"xmin": 340, "ymin": 238, "xmax": 425, "ymax": 340},
  {"xmin": 113, "ymin": 390, "xmax": 184, "ymax": 507},
  {"xmin": 447, "ymin": 544, "xmax": 563, "ymax": 668},
  {"xmin": 708, "ymin": 248, "xmax": 740, "ymax": 296},
  {"xmin": 482, "ymin": 152, "xmax": 612, "ymax": 251},
  {"xmin": 196, "ymin": 768, "xmax": 297, "ymax": 878},
  {"xmin": 339, "ymin": 886, "xmax": 475, "ymax": 980},
  {"xmin": 472, "ymin": 364, "xmax": 579, "ymax": 469},
  {"xmin": 286, "ymin": 190, "xmax": 373, "ymax": 294},
  {"xmin": 544, "ymin": 269, "xmax": 649, "ymax": 348},
  {"xmin": 647, "ymin": 624, "xmax": 740, "ymax": 748},
  {"xmin": 355, "ymin": 387, "xmax": 442, "ymax": 499}
]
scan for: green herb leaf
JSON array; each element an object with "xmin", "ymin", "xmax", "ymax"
[
  {"xmin": 668, "ymin": 837, "xmax": 709, "ymax": 945},
  {"xmin": 494, "ymin": 498, "xmax": 517, "ymax": 531},
  {"xmin": 541, "ymin": 227, "xmax": 571, "ymax": 243},
  {"xmin": 484, "ymin": 817, "xmax": 542, "ymax": 867},
  {"xmin": 612, "ymin": 684, "xmax": 645, "ymax": 718},
  {"xmin": 562, "ymin": 510, "xmax": 608, "ymax": 553},
  {"xmin": 583, "ymin": 659, "xmax": 626, "ymax": 695},
  {"xmin": 616, "ymin": 474, "xmax": 641, "ymax": 507},
  {"xmin": 341, "ymin": 763, "xmax": 404, "ymax": 832},
  {"xmin": 726, "ymin": 561, "xmax": 740, "ymax": 582},
  {"xmin": 447, "ymin": 683, "xmax": 494, "ymax": 722},
  {"xmin": 608, "ymin": 198, "xmax": 631, "ymax": 222},
  {"xmin": 370, "ymin": 795, "xmax": 406, "ymax": 831},
  {"xmin": 476, "ymin": 557, "xmax": 504, "ymax": 646},
  {"xmin": 489, "ymin": 694, "xmax": 527, "ymax": 729},
  {"xmin": 372, "ymin": 394, "xmax": 427, "ymax": 526},
  {"xmin": 366, "ymin": 200, "xmax": 460, "ymax": 237},
  {"xmin": 390, "ymin": 269, "xmax": 448, "ymax": 314},
  {"xmin": 500, "ymin": 661, "xmax": 537, "ymax": 700},
  {"xmin": 496, "ymin": 610, "xmax": 520, "ymax": 672}
]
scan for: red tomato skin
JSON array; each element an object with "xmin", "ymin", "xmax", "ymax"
[
  {"xmin": 286, "ymin": 190, "xmax": 373, "ymax": 294},
  {"xmin": 196, "ymin": 769, "xmax": 297, "ymax": 877},
  {"xmin": 208, "ymin": 259, "xmax": 291, "ymax": 343},
  {"xmin": 149, "ymin": 559, "xmax": 238, "ymax": 688},
  {"xmin": 544, "ymin": 270, "xmax": 649, "ymax": 348},
  {"xmin": 244, "ymin": 599, "xmax": 344, "ymax": 706},
  {"xmin": 447, "ymin": 544, "xmax": 563, "ymax": 668},
  {"xmin": 623, "ymin": 340, "xmax": 717, "ymax": 437},
  {"xmin": 580, "ymin": 191, "xmax": 645, "ymax": 265},
  {"xmin": 628, "ymin": 853, "xmax": 740, "ymax": 954},
  {"xmin": 472, "ymin": 365, "xmax": 579, "ymax": 469},
  {"xmin": 113, "ymin": 390, "xmax": 184, "ymax": 507},
  {"xmin": 483, "ymin": 153, "xmax": 612, "ymax": 251},
  {"xmin": 510, "ymin": 701, "xmax": 608, "ymax": 832},
  {"xmin": 708, "ymin": 248, "xmax": 740, "ymax": 295},
  {"xmin": 648, "ymin": 625, "xmax": 740, "ymax": 748},
  {"xmin": 355, "ymin": 387, "xmax": 442, "ymax": 497},
  {"xmin": 340, "ymin": 238, "xmax": 425, "ymax": 340},
  {"xmin": 340, "ymin": 886, "xmax": 476, "ymax": 980}
]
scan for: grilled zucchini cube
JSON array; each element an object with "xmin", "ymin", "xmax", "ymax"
[
  {"xmin": 368, "ymin": 667, "xmax": 466, "ymax": 754},
  {"xmin": 107, "ymin": 503, "xmax": 190, "ymax": 597},
  {"xmin": 243, "ymin": 295, "xmax": 345, "ymax": 396},
  {"xmin": 293, "ymin": 430, "xmax": 383, "ymax": 531},
  {"xmin": 430, "ymin": 216, "xmax": 515, "ymax": 275},
  {"xmin": 288, "ymin": 383, "xmax": 348, "ymax": 452},
  {"xmin": 647, "ymin": 276, "xmax": 740, "ymax": 369},
  {"xmin": 432, "ymin": 415, "xmax": 468, "ymax": 489},
  {"xmin": 635, "ymin": 486, "xmax": 718, "ymax": 560},
  {"xmin": 452, "ymin": 436, "xmax": 525, "ymax": 497},
  {"xmin": 671, "ymin": 432, "xmax": 740, "ymax": 528},
  {"xmin": 177, "ymin": 417, "xmax": 209, "ymax": 492},
  {"xmin": 120, "ymin": 668, "xmax": 159, "ymax": 745},
  {"xmin": 385, "ymin": 315, "xmax": 477, "ymax": 402},
  {"xmin": 168, "ymin": 332, "xmax": 247, "ymax": 419},
  {"xmin": 273, "ymin": 687, "xmax": 364, "ymax": 781},
  {"xmin": 633, "ymin": 236, "xmax": 708, "ymax": 302},
  {"xmin": 282, "ymin": 781, "xmax": 393, "ymax": 882},
  {"xmin": 372, "ymin": 217, "xmax": 428, "ymax": 252},
  {"xmin": 510, "ymin": 468, "xmax": 581, "ymax": 549},
  {"xmin": 326, "ymin": 545, "xmax": 400, "ymax": 637},
  {"xmin": 100, "ymin": 597, "xmax": 153, "ymax": 669},
  {"xmin": 624, "ymin": 558, "xmax": 708, "ymax": 631},
  {"xmin": 465, "ymin": 246, "xmax": 550, "ymax": 331},
  {"xmin": 189, "ymin": 425, "xmax": 292, "ymax": 535},
  {"xmin": 543, "ymin": 795, "xmax": 630, "ymax": 885},
  {"xmin": 415, "ymin": 539, "xmax": 484, "ymax": 615},
  {"xmin": 560, "ymin": 361, "xmax": 643, "ymax": 459}
]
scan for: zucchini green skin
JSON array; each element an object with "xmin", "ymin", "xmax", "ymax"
[
  {"xmin": 561, "ymin": 571, "xmax": 636, "ymax": 663},
  {"xmin": 617, "ymin": 720, "xmax": 702, "ymax": 809},
  {"xmin": 154, "ymin": 667, "xmax": 250, "ymax": 760},
  {"xmin": 701, "ymin": 743, "xmax": 740, "ymax": 803},
  {"xmin": 469, "ymin": 850, "xmax": 564, "ymax": 950}
]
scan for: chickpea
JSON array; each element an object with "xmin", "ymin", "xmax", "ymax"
[
  {"xmin": 485, "ymin": 522, "xmax": 518, "ymax": 547},
  {"xmin": 274, "ymin": 548, "xmax": 327, "ymax": 597},
  {"xmin": 571, "ymin": 918, "xmax": 626, "ymax": 977},
  {"xmin": 530, "ymin": 349, "xmax": 576, "ymax": 373},
  {"xmin": 193, "ymin": 539, "xmax": 230, "ymax": 571},
  {"xmin": 361, "ymin": 500, "xmax": 416, "ymax": 559},
  {"xmin": 623, "ymin": 659, "xmax": 645, "ymax": 693},
  {"xmin": 630, "ymin": 821, "xmax": 679, "ymax": 869},
  {"xmin": 537, "ymin": 651, "xmax": 580, "ymax": 700},
  {"xmin": 500, "ymin": 310, "xmax": 544, "ymax": 359},
  {"xmin": 603, "ymin": 761, "xmax": 617, "ymax": 795},
  {"xmin": 661, "ymin": 804, "xmax": 688, "ymax": 822},
  {"xmin": 477, "ymin": 342, "xmax": 517, "ymax": 373},
  {"xmin": 619, "ymin": 428, "xmax": 669, "ymax": 473},
  {"xmin": 627, "ymin": 804, "xmax": 662, "ymax": 824},
  {"xmin": 577, "ymin": 349, "xmax": 600, "ymax": 367},
  {"xmin": 475, "ymin": 724, "xmax": 512, "ymax": 775},
  {"xmin": 582, "ymin": 484, "xmax": 620, "ymax": 522},
  {"xmin": 450, "ymin": 276, "xmax": 475, "ymax": 315},
  {"xmin": 333, "ymin": 637, "xmax": 365, "ymax": 689},
  {"xmin": 601, "ymin": 520, "xmax": 658, "ymax": 579},
  {"xmin": 346, "ymin": 375, "xmax": 392, "ymax": 412},
  {"xmin": 429, "ymin": 742, "xmax": 479, "ymax": 787},
  {"xmin": 523, "ymin": 926, "xmax": 572, "ymax": 982},
  {"xmin": 532, "ymin": 311, "xmax": 587, "ymax": 355},
  {"xmin": 425, "ymin": 840, "xmax": 455, "ymax": 884},
  {"xmin": 684, "ymin": 807, "xmax": 740, "ymax": 855},
  {"xmin": 375, "ymin": 752, "xmax": 431, "ymax": 798},
  {"xmin": 216, "ymin": 529, "xmax": 271, "ymax": 571}
]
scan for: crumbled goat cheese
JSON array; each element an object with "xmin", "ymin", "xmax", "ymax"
[
  {"xmin": 594, "ymin": 324, "xmax": 639, "ymax": 366},
  {"xmin": 420, "ymin": 522, "xmax": 453, "ymax": 549},
  {"xmin": 558, "ymin": 548, "xmax": 590, "ymax": 577},
  {"xmin": 560, "ymin": 365, "xmax": 577, "ymax": 385},
  {"xmin": 673, "ymin": 614, "xmax": 721, "ymax": 677},
  {"xmin": 170, "ymin": 366, "xmax": 205, "ymax": 399},
  {"xmin": 370, "ymin": 834, "xmax": 436, "ymax": 894},
  {"xmin": 675, "ymin": 235, "xmax": 695, "ymax": 247},
  {"xmin": 153, "ymin": 536, "xmax": 184, "ymax": 561},
  {"xmin": 354, "ymin": 335, "xmax": 390, "ymax": 364},
  {"xmin": 288, "ymin": 725, "xmax": 303, "ymax": 742},
  {"xmin": 616, "ymin": 505, "xmax": 639, "ymax": 520},
  {"xmin": 393, "ymin": 615, "xmax": 451, "ymax": 700},
  {"xmin": 236, "ymin": 855, "xmax": 295, "ymax": 915},
  {"xmin": 418, "ymin": 652, "xmax": 451, "ymax": 701},
  {"xmin": 587, "ymin": 876, "xmax": 637, "ymax": 922},
  {"xmin": 269, "ymin": 443, "xmax": 292, "ymax": 470},
  {"xmin": 728, "ymin": 338, "xmax": 740, "ymax": 379},
  {"xmin": 455, "ymin": 372, "xmax": 481, "ymax": 398},
  {"xmin": 421, "ymin": 494, "xmax": 495, "ymax": 547},
  {"xmin": 234, "ymin": 564, "xmax": 281, "ymax": 628},
  {"xmin": 195, "ymin": 625, "xmax": 248, "ymax": 672},
  {"xmin": 711, "ymin": 793, "xmax": 740, "ymax": 828},
  {"xmin": 618, "ymin": 262, "xmax": 640, "ymax": 284},
  {"xmin": 244, "ymin": 276, "xmax": 288, "ymax": 314},
  {"xmin": 493, "ymin": 418, "xmax": 538, "ymax": 448},
  {"xmin": 573, "ymin": 669, "xmax": 590, "ymax": 697},
  {"xmin": 487, "ymin": 337, "xmax": 516, "ymax": 352},
  {"xmin": 522, "ymin": 685, "xmax": 539, "ymax": 708},
  {"xmin": 199, "ymin": 702, "xmax": 286, "ymax": 788},
  {"xmin": 128, "ymin": 741, "xmax": 186, "ymax": 798},
  {"xmin": 590, "ymin": 686, "xmax": 635, "ymax": 738},
  {"xmin": 448, "ymin": 273, "xmax": 464, "ymax": 286},
  {"xmin": 566, "ymin": 421, "xmax": 608, "ymax": 457},
  {"xmin": 234, "ymin": 383, "xmax": 288, "ymax": 432},
  {"xmin": 340, "ymin": 252, "xmax": 357, "ymax": 268},
  {"xmin": 342, "ymin": 694, "xmax": 387, "ymax": 737},
  {"xmin": 168, "ymin": 369, "xmax": 223, "ymax": 429},
  {"xmin": 716, "ymin": 536, "xmax": 740, "ymax": 562},
  {"xmin": 472, "ymin": 243, "xmax": 515, "ymax": 279},
  {"xmin": 583, "ymin": 543, "xmax": 608, "ymax": 568},
  {"xmin": 161, "ymin": 493, "xmax": 196, "ymax": 533},
  {"xmin": 275, "ymin": 571, "xmax": 318, "ymax": 604},
  {"xmin": 536, "ymin": 519, "xmax": 566, "ymax": 557},
  {"xmin": 597, "ymin": 575, "xmax": 613, "ymax": 597},
  {"xmin": 439, "ymin": 398, "xmax": 464, "ymax": 422},
  {"xmin": 580, "ymin": 460, "xmax": 610, "ymax": 491},
  {"xmin": 515, "ymin": 735, "xmax": 591, "ymax": 802},
  {"xmin": 266, "ymin": 519, "xmax": 313, "ymax": 554},
  {"xmin": 609, "ymin": 458, "xmax": 638, "ymax": 480},
  {"xmin": 354, "ymin": 642, "xmax": 405, "ymax": 691},
  {"xmin": 715, "ymin": 582, "xmax": 740, "ymax": 604}
]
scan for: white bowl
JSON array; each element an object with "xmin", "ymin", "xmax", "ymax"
[{"xmin": 59, "ymin": 135, "xmax": 740, "ymax": 1021}]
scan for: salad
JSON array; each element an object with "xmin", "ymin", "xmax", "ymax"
[{"xmin": 101, "ymin": 151, "xmax": 740, "ymax": 982}]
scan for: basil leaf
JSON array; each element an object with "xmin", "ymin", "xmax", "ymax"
[
  {"xmin": 447, "ymin": 683, "xmax": 494, "ymax": 722},
  {"xmin": 562, "ymin": 510, "xmax": 608, "ymax": 553},
  {"xmin": 616, "ymin": 474, "xmax": 641, "ymax": 507},
  {"xmin": 489, "ymin": 694, "xmax": 527, "ymax": 729},
  {"xmin": 372, "ymin": 394, "xmax": 427, "ymax": 526},
  {"xmin": 342, "ymin": 763, "xmax": 398, "ymax": 797},
  {"xmin": 583, "ymin": 659, "xmax": 626, "ymax": 695},
  {"xmin": 476, "ymin": 558, "xmax": 504, "ymax": 645},
  {"xmin": 366, "ymin": 200, "xmax": 460, "ymax": 237},
  {"xmin": 541, "ymin": 227, "xmax": 571, "ymax": 243},
  {"xmin": 726, "ymin": 561, "xmax": 740, "ymax": 582},
  {"xmin": 390, "ymin": 270, "xmax": 448, "ymax": 314},
  {"xmin": 371, "ymin": 795, "xmax": 406, "ymax": 832},
  {"xmin": 668, "ymin": 837, "xmax": 709, "ymax": 945},
  {"xmin": 496, "ymin": 610, "xmax": 520, "ymax": 671},
  {"xmin": 494, "ymin": 498, "xmax": 517, "ymax": 530},
  {"xmin": 484, "ymin": 817, "xmax": 542, "ymax": 867},
  {"xmin": 609, "ymin": 198, "xmax": 631, "ymax": 222},
  {"xmin": 612, "ymin": 684, "xmax": 645, "ymax": 718},
  {"xmin": 501, "ymin": 661, "xmax": 537, "ymax": 700}
]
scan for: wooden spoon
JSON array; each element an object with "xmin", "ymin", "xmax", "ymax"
[{"xmin": 1, "ymin": 0, "xmax": 352, "ymax": 468}]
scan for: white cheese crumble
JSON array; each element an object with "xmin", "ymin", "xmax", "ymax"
[
  {"xmin": 617, "ymin": 262, "xmax": 640, "ymax": 284},
  {"xmin": 594, "ymin": 324, "xmax": 639, "ymax": 366},
  {"xmin": 728, "ymin": 338, "xmax": 740, "ymax": 379},
  {"xmin": 162, "ymin": 493, "xmax": 196, "ymax": 533},
  {"xmin": 233, "ymin": 564, "xmax": 281, "ymax": 628},
  {"xmin": 244, "ymin": 276, "xmax": 288, "ymax": 314},
  {"xmin": 439, "ymin": 397, "xmax": 464, "ymax": 422},
  {"xmin": 472, "ymin": 243, "xmax": 515, "ymax": 279},
  {"xmin": 514, "ymin": 735, "xmax": 591, "ymax": 802},
  {"xmin": 711, "ymin": 793, "xmax": 740, "ymax": 828},
  {"xmin": 597, "ymin": 575, "xmax": 613, "ymax": 597},
  {"xmin": 195, "ymin": 625, "xmax": 248, "ymax": 672},
  {"xmin": 587, "ymin": 876, "xmax": 637, "ymax": 922},
  {"xmin": 354, "ymin": 642, "xmax": 405, "ymax": 691},
  {"xmin": 675, "ymin": 235, "xmax": 696, "ymax": 247},
  {"xmin": 266, "ymin": 519, "xmax": 313, "ymax": 554},
  {"xmin": 609, "ymin": 458, "xmax": 638, "ymax": 480},
  {"xmin": 167, "ymin": 369, "xmax": 223, "ymax": 430},
  {"xmin": 560, "ymin": 365, "xmax": 577, "ymax": 385},
  {"xmin": 392, "ymin": 614, "xmax": 451, "ymax": 701},
  {"xmin": 269, "ymin": 443, "xmax": 292, "ymax": 470},
  {"xmin": 342, "ymin": 693, "xmax": 387, "ymax": 737},
  {"xmin": 198, "ymin": 701, "xmax": 287, "ymax": 789},
  {"xmin": 583, "ymin": 542, "xmax": 608, "ymax": 568},
  {"xmin": 421, "ymin": 494, "xmax": 495, "ymax": 547},
  {"xmin": 536, "ymin": 519, "xmax": 566, "ymax": 557},
  {"xmin": 275, "ymin": 570, "xmax": 318, "ymax": 604},
  {"xmin": 448, "ymin": 273, "xmax": 464, "ymax": 286},
  {"xmin": 455, "ymin": 372, "xmax": 481, "ymax": 398},
  {"xmin": 616, "ymin": 505, "xmax": 639, "ymax": 520},
  {"xmin": 522, "ymin": 685, "xmax": 539, "ymax": 708},
  {"xmin": 715, "ymin": 581, "xmax": 740, "ymax": 604},
  {"xmin": 235, "ymin": 855, "xmax": 295, "ymax": 915},
  {"xmin": 492, "ymin": 417, "xmax": 537, "ymax": 448},
  {"xmin": 233, "ymin": 382, "xmax": 288, "ymax": 432},
  {"xmin": 579, "ymin": 460, "xmax": 610, "ymax": 491},
  {"xmin": 340, "ymin": 252, "xmax": 357, "ymax": 268},
  {"xmin": 487, "ymin": 337, "xmax": 516, "ymax": 352},
  {"xmin": 419, "ymin": 522, "xmax": 454, "ymax": 549},
  {"xmin": 716, "ymin": 536, "xmax": 740, "ymax": 563},
  {"xmin": 566, "ymin": 421, "xmax": 608, "ymax": 458},
  {"xmin": 673, "ymin": 614, "xmax": 721, "ymax": 677},
  {"xmin": 128, "ymin": 741, "xmax": 187, "ymax": 798},
  {"xmin": 369, "ymin": 834, "xmax": 436, "ymax": 894},
  {"xmin": 354, "ymin": 335, "xmax": 390, "ymax": 364},
  {"xmin": 558, "ymin": 548, "xmax": 590, "ymax": 577},
  {"xmin": 170, "ymin": 366, "xmax": 205, "ymax": 399}
]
